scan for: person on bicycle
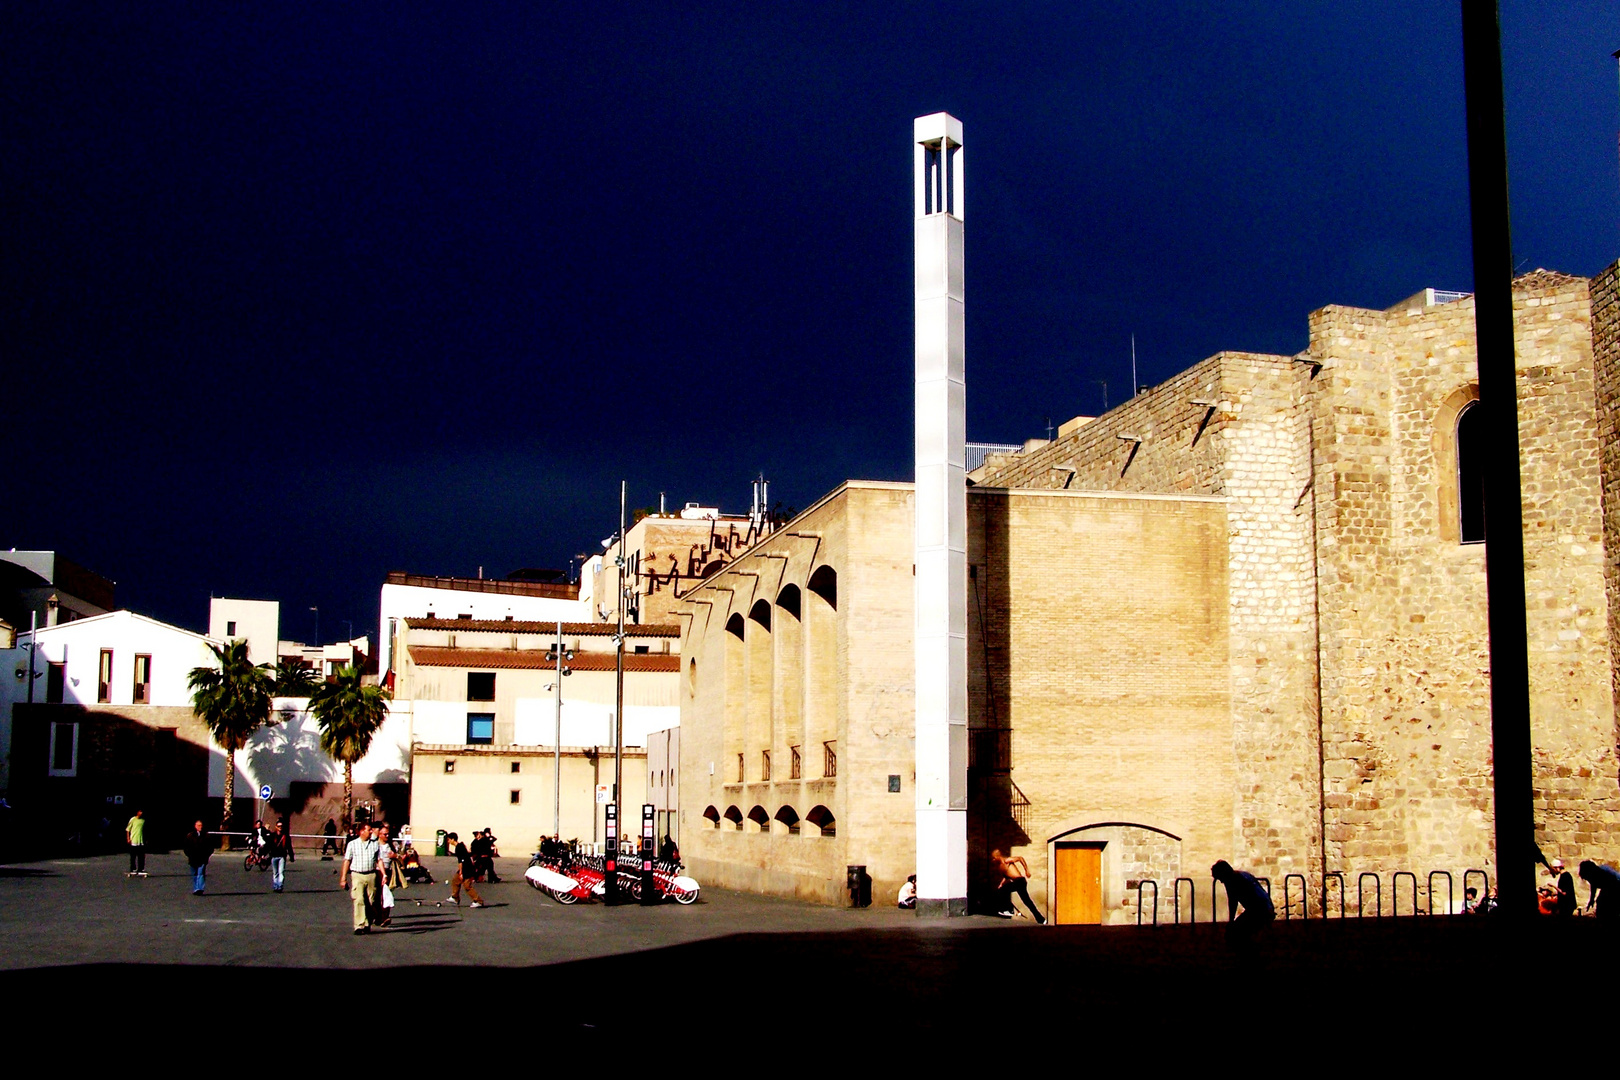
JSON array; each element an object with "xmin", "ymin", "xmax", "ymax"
[{"xmin": 249, "ymin": 818, "xmax": 271, "ymax": 857}]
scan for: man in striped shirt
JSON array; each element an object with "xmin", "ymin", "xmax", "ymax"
[{"xmin": 340, "ymin": 822, "xmax": 382, "ymax": 934}]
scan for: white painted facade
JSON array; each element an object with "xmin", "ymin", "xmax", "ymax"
[
  {"xmin": 377, "ymin": 582, "xmax": 585, "ymax": 677},
  {"xmin": 913, "ymin": 111, "xmax": 969, "ymax": 914},
  {"xmin": 208, "ymin": 597, "xmax": 280, "ymax": 665},
  {"xmin": 0, "ymin": 610, "xmax": 221, "ymax": 788},
  {"xmin": 214, "ymin": 697, "xmax": 412, "ymax": 799}
]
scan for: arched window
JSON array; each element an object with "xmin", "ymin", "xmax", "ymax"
[
  {"xmin": 774, "ymin": 805, "xmax": 801, "ymax": 836},
  {"xmin": 747, "ymin": 805, "xmax": 771, "ymax": 834},
  {"xmin": 723, "ymin": 805, "xmax": 744, "ymax": 829},
  {"xmin": 1457, "ymin": 401, "xmax": 1485, "ymax": 544},
  {"xmin": 703, "ymin": 805, "xmax": 721, "ymax": 828},
  {"xmin": 806, "ymin": 804, "xmax": 836, "ymax": 838},
  {"xmin": 807, "ymin": 566, "xmax": 837, "ymax": 611}
]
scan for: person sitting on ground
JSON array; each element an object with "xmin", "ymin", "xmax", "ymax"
[
  {"xmin": 991, "ymin": 848, "xmax": 1045, "ymax": 924},
  {"xmin": 1553, "ymin": 859, "xmax": 1578, "ymax": 916},
  {"xmin": 1462, "ymin": 886, "xmax": 1479, "ymax": 914},
  {"xmin": 1211, "ymin": 859, "xmax": 1275, "ymax": 943},
  {"xmin": 1579, "ymin": 859, "xmax": 1620, "ymax": 918},
  {"xmin": 898, "ymin": 874, "xmax": 917, "ymax": 910},
  {"xmin": 401, "ymin": 847, "xmax": 433, "ymax": 885}
]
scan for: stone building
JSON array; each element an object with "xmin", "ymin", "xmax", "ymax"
[{"xmin": 674, "ymin": 264, "xmax": 1620, "ymax": 921}]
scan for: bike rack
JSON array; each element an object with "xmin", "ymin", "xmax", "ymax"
[
  {"xmin": 1428, "ymin": 870, "xmax": 1454, "ymax": 916},
  {"xmin": 1283, "ymin": 873, "xmax": 1308, "ymax": 920},
  {"xmin": 1357, "ymin": 872, "xmax": 1382, "ymax": 918},
  {"xmin": 1172, "ymin": 877, "xmax": 1195, "ymax": 924},
  {"xmin": 1392, "ymin": 870, "xmax": 1419, "ymax": 917},
  {"xmin": 1463, "ymin": 868, "xmax": 1490, "ymax": 913},
  {"xmin": 1323, "ymin": 872, "xmax": 1346, "ymax": 918},
  {"xmin": 1135, "ymin": 879, "xmax": 1159, "ymax": 926}
]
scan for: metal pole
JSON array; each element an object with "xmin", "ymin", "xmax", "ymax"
[
  {"xmin": 554, "ymin": 620, "xmax": 563, "ymax": 840},
  {"xmin": 608, "ymin": 479, "xmax": 627, "ymax": 903},
  {"xmin": 1461, "ymin": 0, "xmax": 1535, "ymax": 919},
  {"xmin": 26, "ymin": 610, "xmax": 37, "ymax": 704}
]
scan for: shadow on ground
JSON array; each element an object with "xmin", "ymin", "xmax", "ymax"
[{"xmin": 5, "ymin": 917, "xmax": 1606, "ymax": 1036}]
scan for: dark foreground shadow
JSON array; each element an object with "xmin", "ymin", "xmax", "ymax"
[
  {"xmin": 2, "ymin": 918, "xmax": 1611, "ymax": 1040},
  {"xmin": 0, "ymin": 867, "xmax": 56, "ymax": 878}
]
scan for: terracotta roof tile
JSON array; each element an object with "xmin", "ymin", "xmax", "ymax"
[
  {"xmin": 403, "ymin": 618, "xmax": 679, "ymax": 637},
  {"xmin": 407, "ymin": 647, "xmax": 680, "ymax": 672}
]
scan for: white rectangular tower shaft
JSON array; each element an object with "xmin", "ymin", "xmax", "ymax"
[{"xmin": 913, "ymin": 112, "xmax": 968, "ymax": 916}]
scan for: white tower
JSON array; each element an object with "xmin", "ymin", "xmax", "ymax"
[{"xmin": 913, "ymin": 112, "xmax": 968, "ymax": 916}]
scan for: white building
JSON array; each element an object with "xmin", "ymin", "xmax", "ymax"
[
  {"xmin": 0, "ymin": 610, "xmax": 221, "ymax": 788},
  {"xmin": 207, "ymin": 597, "xmax": 280, "ymax": 665},
  {"xmin": 377, "ymin": 570, "xmax": 585, "ymax": 680}
]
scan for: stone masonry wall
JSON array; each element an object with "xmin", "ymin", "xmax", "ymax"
[{"xmin": 1593, "ymin": 262, "xmax": 1620, "ymax": 755}]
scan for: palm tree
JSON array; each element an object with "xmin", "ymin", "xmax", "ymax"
[
  {"xmin": 188, "ymin": 640, "xmax": 276, "ymax": 831},
  {"xmin": 272, "ymin": 655, "xmax": 319, "ymax": 697},
  {"xmin": 308, "ymin": 665, "xmax": 392, "ymax": 828}
]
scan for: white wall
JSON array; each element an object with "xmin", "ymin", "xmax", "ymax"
[
  {"xmin": 208, "ymin": 598, "xmax": 280, "ymax": 665},
  {"xmin": 377, "ymin": 582, "xmax": 586, "ymax": 677},
  {"xmin": 511, "ymin": 698, "xmax": 675, "ymax": 748},
  {"xmin": 0, "ymin": 610, "xmax": 220, "ymax": 788},
  {"xmin": 208, "ymin": 697, "xmax": 413, "ymax": 798}
]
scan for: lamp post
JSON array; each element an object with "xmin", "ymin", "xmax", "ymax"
[{"xmin": 547, "ymin": 622, "xmax": 572, "ymax": 839}]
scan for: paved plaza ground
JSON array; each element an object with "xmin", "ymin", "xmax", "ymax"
[{"xmin": 1, "ymin": 852, "xmax": 1609, "ymax": 1040}]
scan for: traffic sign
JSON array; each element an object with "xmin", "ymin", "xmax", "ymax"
[{"xmin": 258, "ymin": 784, "xmax": 273, "ymax": 800}]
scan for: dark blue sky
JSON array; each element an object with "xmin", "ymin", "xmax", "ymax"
[{"xmin": 4, "ymin": 2, "xmax": 1617, "ymax": 644}]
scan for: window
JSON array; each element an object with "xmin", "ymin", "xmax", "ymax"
[
  {"xmin": 762, "ymin": 750, "xmax": 771, "ymax": 782},
  {"xmin": 467, "ymin": 713, "xmax": 495, "ymax": 744},
  {"xmin": 737, "ymin": 753, "xmax": 744, "ymax": 782},
  {"xmin": 1457, "ymin": 401, "xmax": 1485, "ymax": 544},
  {"xmin": 48, "ymin": 721, "xmax": 78, "ymax": 776},
  {"xmin": 703, "ymin": 805, "xmax": 721, "ymax": 828},
  {"xmin": 511, "ymin": 761, "xmax": 521, "ymax": 774},
  {"xmin": 226, "ymin": 620, "xmax": 237, "ymax": 637},
  {"xmin": 468, "ymin": 672, "xmax": 496, "ymax": 701},
  {"xmin": 747, "ymin": 805, "xmax": 770, "ymax": 834},
  {"xmin": 133, "ymin": 655, "xmax": 151, "ymax": 704},
  {"xmin": 634, "ymin": 645, "xmax": 649, "ymax": 654},
  {"xmin": 823, "ymin": 740, "xmax": 837, "ymax": 778},
  {"xmin": 806, "ymin": 804, "xmax": 836, "ymax": 838},
  {"xmin": 444, "ymin": 760, "xmax": 456, "ymax": 774},
  {"xmin": 888, "ymin": 774, "xmax": 903, "ymax": 793},
  {"xmin": 775, "ymin": 805, "xmax": 800, "ymax": 835},
  {"xmin": 46, "ymin": 662, "xmax": 65, "ymax": 704},
  {"xmin": 790, "ymin": 745, "xmax": 802, "ymax": 780},
  {"xmin": 510, "ymin": 790, "xmax": 521, "ymax": 805},
  {"xmin": 98, "ymin": 650, "xmax": 113, "ymax": 703}
]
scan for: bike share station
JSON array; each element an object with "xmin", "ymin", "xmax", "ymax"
[{"xmin": 525, "ymin": 803, "xmax": 701, "ymax": 906}]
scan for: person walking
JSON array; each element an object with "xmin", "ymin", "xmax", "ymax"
[
  {"xmin": 267, "ymin": 819, "xmax": 293, "ymax": 893},
  {"xmin": 445, "ymin": 832, "xmax": 484, "ymax": 909},
  {"xmin": 182, "ymin": 820, "xmax": 211, "ymax": 895},
  {"xmin": 320, "ymin": 817, "xmax": 338, "ymax": 860},
  {"xmin": 374, "ymin": 823, "xmax": 399, "ymax": 926},
  {"xmin": 991, "ymin": 848, "xmax": 1046, "ymax": 923},
  {"xmin": 1212, "ymin": 859, "xmax": 1275, "ymax": 942},
  {"xmin": 340, "ymin": 821, "xmax": 382, "ymax": 934},
  {"xmin": 125, "ymin": 809, "xmax": 148, "ymax": 878}
]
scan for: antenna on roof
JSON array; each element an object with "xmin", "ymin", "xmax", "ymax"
[
  {"xmin": 1095, "ymin": 379, "xmax": 1109, "ymax": 413},
  {"xmin": 1130, "ymin": 333, "xmax": 1138, "ymax": 399}
]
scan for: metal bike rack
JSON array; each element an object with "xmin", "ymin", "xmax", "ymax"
[
  {"xmin": 1172, "ymin": 877, "xmax": 1196, "ymax": 924},
  {"xmin": 1357, "ymin": 872, "xmax": 1382, "ymax": 918},
  {"xmin": 1428, "ymin": 870, "xmax": 1454, "ymax": 916},
  {"xmin": 1135, "ymin": 879, "xmax": 1159, "ymax": 926},
  {"xmin": 1283, "ymin": 873, "xmax": 1308, "ymax": 920},
  {"xmin": 1463, "ymin": 868, "xmax": 1490, "ymax": 913},
  {"xmin": 1392, "ymin": 871, "xmax": 1419, "ymax": 917},
  {"xmin": 1323, "ymin": 871, "xmax": 1346, "ymax": 918}
]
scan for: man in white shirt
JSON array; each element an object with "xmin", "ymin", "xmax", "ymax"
[{"xmin": 339, "ymin": 822, "xmax": 381, "ymax": 934}]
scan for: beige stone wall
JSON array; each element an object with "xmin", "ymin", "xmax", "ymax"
[
  {"xmin": 1304, "ymin": 274, "xmax": 1619, "ymax": 907},
  {"xmin": 408, "ymin": 745, "xmax": 646, "ymax": 853},
  {"xmin": 969, "ymin": 489, "xmax": 1235, "ymax": 923}
]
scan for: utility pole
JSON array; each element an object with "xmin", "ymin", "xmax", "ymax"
[
  {"xmin": 26, "ymin": 610, "xmax": 37, "ymax": 704},
  {"xmin": 551, "ymin": 620, "xmax": 570, "ymax": 839},
  {"xmin": 1461, "ymin": 0, "xmax": 1535, "ymax": 919},
  {"xmin": 607, "ymin": 479, "xmax": 628, "ymax": 903}
]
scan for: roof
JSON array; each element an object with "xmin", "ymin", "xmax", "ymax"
[
  {"xmin": 407, "ymin": 647, "xmax": 680, "ymax": 673},
  {"xmin": 1513, "ymin": 268, "xmax": 1587, "ymax": 291},
  {"xmin": 404, "ymin": 617, "xmax": 679, "ymax": 637},
  {"xmin": 20, "ymin": 609, "xmax": 217, "ymax": 645},
  {"xmin": 384, "ymin": 571, "xmax": 577, "ymax": 601}
]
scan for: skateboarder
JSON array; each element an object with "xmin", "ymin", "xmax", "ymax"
[{"xmin": 124, "ymin": 809, "xmax": 147, "ymax": 877}]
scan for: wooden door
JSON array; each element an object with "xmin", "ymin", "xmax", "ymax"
[{"xmin": 1055, "ymin": 843, "xmax": 1104, "ymax": 924}]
